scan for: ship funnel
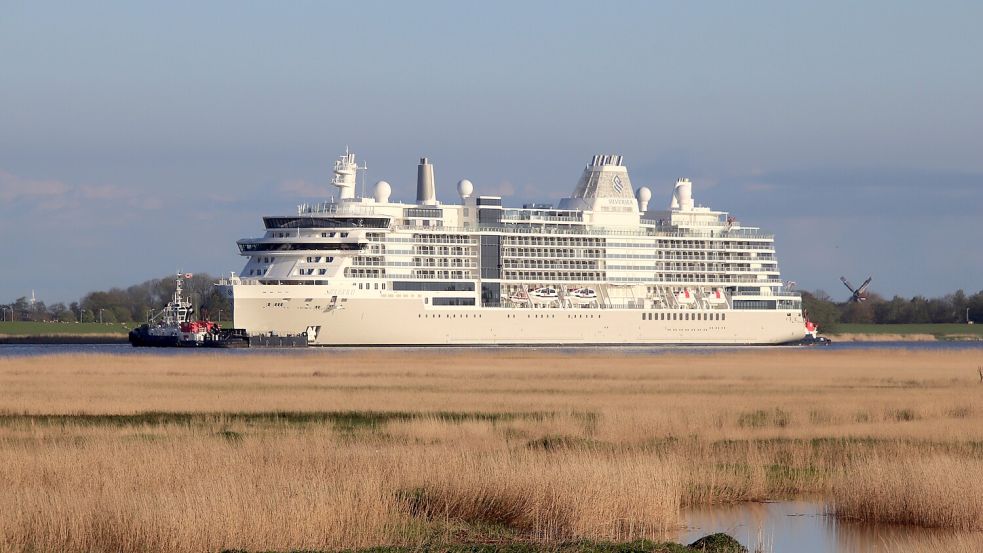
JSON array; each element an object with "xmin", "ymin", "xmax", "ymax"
[
  {"xmin": 417, "ymin": 157, "xmax": 437, "ymax": 205},
  {"xmin": 673, "ymin": 178, "xmax": 694, "ymax": 211}
]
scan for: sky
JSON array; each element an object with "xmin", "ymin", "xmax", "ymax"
[{"xmin": 1, "ymin": 1, "xmax": 982, "ymax": 303}]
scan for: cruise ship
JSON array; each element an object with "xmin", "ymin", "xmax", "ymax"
[{"xmin": 220, "ymin": 150, "xmax": 808, "ymax": 345}]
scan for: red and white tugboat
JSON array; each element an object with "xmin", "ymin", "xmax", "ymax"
[
  {"xmin": 128, "ymin": 274, "xmax": 248, "ymax": 348},
  {"xmin": 800, "ymin": 316, "xmax": 831, "ymax": 345}
]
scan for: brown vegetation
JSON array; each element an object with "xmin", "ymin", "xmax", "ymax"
[{"xmin": 1, "ymin": 349, "xmax": 982, "ymax": 552}]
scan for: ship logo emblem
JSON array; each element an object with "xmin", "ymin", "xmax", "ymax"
[{"xmin": 613, "ymin": 175, "xmax": 624, "ymax": 193}]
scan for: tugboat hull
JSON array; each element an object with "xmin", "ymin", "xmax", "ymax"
[{"xmin": 128, "ymin": 325, "xmax": 251, "ymax": 348}]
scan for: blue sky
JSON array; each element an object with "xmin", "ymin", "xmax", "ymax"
[{"xmin": 2, "ymin": 1, "xmax": 981, "ymax": 302}]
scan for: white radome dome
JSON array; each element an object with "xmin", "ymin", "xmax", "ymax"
[
  {"xmin": 373, "ymin": 180, "xmax": 391, "ymax": 203},
  {"xmin": 636, "ymin": 186, "xmax": 652, "ymax": 211},
  {"xmin": 457, "ymin": 179, "xmax": 474, "ymax": 198}
]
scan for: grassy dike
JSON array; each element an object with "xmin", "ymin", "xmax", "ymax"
[
  {"xmin": 0, "ymin": 321, "xmax": 131, "ymax": 335},
  {"xmin": 0, "ymin": 322, "xmax": 130, "ymax": 344}
]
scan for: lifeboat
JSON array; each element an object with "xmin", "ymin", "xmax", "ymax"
[
  {"xmin": 676, "ymin": 288, "xmax": 697, "ymax": 304},
  {"xmin": 510, "ymin": 290, "xmax": 531, "ymax": 305},
  {"xmin": 567, "ymin": 287, "xmax": 598, "ymax": 306},
  {"xmin": 706, "ymin": 288, "xmax": 727, "ymax": 304},
  {"xmin": 529, "ymin": 287, "xmax": 560, "ymax": 305}
]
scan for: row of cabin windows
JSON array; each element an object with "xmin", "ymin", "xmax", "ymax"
[
  {"xmin": 357, "ymin": 282, "xmax": 386, "ymax": 290},
  {"xmin": 295, "ymin": 268, "xmax": 328, "ymax": 276},
  {"xmin": 418, "ymin": 312, "xmax": 482, "ymax": 319},
  {"xmin": 643, "ymin": 312, "xmax": 726, "ymax": 322},
  {"xmin": 305, "ymin": 256, "xmax": 335, "ymax": 263},
  {"xmin": 269, "ymin": 231, "xmax": 352, "ymax": 238}
]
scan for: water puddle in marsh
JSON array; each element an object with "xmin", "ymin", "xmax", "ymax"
[{"xmin": 678, "ymin": 499, "xmax": 977, "ymax": 552}]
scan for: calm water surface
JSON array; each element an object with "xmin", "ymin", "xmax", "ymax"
[
  {"xmin": 679, "ymin": 499, "xmax": 976, "ymax": 552},
  {"xmin": 1, "ymin": 341, "xmax": 982, "ymax": 357}
]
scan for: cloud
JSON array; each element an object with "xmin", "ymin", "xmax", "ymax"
[
  {"xmin": 742, "ymin": 182, "xmax": 776, "ymax": 193},
  {"xmin": 277, "ymin": 179, "xmax": 333, "ymax": 198},
  {"xmin": 0, "ymin": 169, "xmax": 166, "ymax": 214},
  {"xmin": 0, "ymin": 170, "xmax": 70, "ymax": 202},
  {"xmin": 483, "ymin": 180, "xmax": 516, "ymax": 197}
]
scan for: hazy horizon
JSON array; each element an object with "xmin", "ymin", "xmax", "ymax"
[{"xmin": 2, "ymin": 1, "xmax": 981, "ymax": 303}]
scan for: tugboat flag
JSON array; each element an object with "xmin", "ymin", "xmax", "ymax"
[{"xmin": 184, "ymin": 273, "xmax": 193, "ymax": 279}]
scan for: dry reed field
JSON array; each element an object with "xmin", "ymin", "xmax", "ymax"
[{"xmin": 1, "ymin": 349, "xmax": 983, "ymax": 552}]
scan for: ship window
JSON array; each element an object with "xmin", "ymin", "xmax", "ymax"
[
  {"xmin": 722, "ymin": 313, "xmax": 726, "ymax": 321},
  {"xmin": 641, "ymin": 314, "xmax": 645, "ymax": 321}
]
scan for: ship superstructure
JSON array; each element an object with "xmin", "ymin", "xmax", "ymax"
[{"xmin": 220, "ymin": 151, "xmax": 807, "ymax": 345}]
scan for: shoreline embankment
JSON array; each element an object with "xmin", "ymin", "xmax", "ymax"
[{"xmin": 0, "ymin": 335, "xmax": 128, "ymax": 345}]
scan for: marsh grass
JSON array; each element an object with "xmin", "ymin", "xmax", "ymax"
[
  {"xmin": 831, "ymin": 454, "xmax": 983, "ymax": 530},
  {"xmin": 1, "ymin": 350, "xmax": 982, "ymax": 552}
]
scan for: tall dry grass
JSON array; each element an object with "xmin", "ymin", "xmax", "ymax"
[
  {"xmin": 831, "ymin": 453, "xmax": 983, "ymax": 530},
  {"xmin": 0, "ymin": 428, "xmax": 680, "ymax": 552},
  {"xmin": 1, "ymin": 349, "xmax": 982, "ymax": 551}
]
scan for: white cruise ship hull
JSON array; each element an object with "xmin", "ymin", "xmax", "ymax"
[
  {"xmin": 231, "ymin": 284, "xmax": 805, "ymax": 346},
  {"xmin": 225, "ymin": 150, "xmax": 816, "ymax": 347}
]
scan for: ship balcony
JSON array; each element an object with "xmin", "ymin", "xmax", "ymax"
[
  {"xmin": 501, "ymin": 212, "xmax": 585, "ymax": 223},
  {"xmin": 503, "ymin": 252, "xmax": 604, "ymax": 259},
  {"xmin": 237, "ymin": 240, "xmax": 366, "ymax": 253},
  {"xmin": 384, "ymin": 236, "xmax": 477, "ymax": 245},
  {"xmin": 650, "ymin": 276, "xmax": 785, "ymax": 284},
  {"xmin": 732, "ymin": 289, "xmax": 801, "ymax": 298}
]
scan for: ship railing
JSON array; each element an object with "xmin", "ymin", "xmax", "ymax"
[
  {"xmin": 385, "ymin": 225, "xmax": 777, "ymax": 243},
  {"xmin": 501, "ymin": 213, "xmax": 584, "ymax": 223},
  {"xmin": 640, "ymin": 277, "xmax": 786, "ymax": 284},
  {"xmin": 354, "ymin": 261, "xmax": 478, "ymax": 269},
  {"xmin": 504, "ymin": 252, "xmax": 605, "ymax": 259},
  {"xmin": 388, "ymin": 224, "xmax": 777, "ymax": 240},
  {"xmin": 384, "ymin": 273, "xmax": 477, "ymax": 280},
  {"xmin": 607, "ymin": 242, "xmax": 775, "ymax": 250},
  {"xmin": 731, "ymin": 289, "xmax": 801, "ymax": 298},
  {"xmin": 299, "ymin": 202, "xmax": 380, "ymax": 216}
]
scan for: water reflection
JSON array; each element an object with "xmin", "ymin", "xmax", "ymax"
[{"xmin": 679, "ymin": 499, "xmax": 975, "ymax": 553}]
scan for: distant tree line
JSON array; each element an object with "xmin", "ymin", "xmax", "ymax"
[
  {"xmin": 802, "ymin": 289, "xmax": 983, "ymax": 332},
  {"xmin": 1, "ymin": 274, "xmax": 231, "ymax": 324},
  {"xmin": 4, "ymin": 278, "xmax": 980, "ymax": 329}
]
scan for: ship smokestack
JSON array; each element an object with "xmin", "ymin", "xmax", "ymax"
[{"xmin": 417, "ymin": 157, "xmax": 437, "ymax": 205}]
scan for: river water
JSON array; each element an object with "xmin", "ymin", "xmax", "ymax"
[{"xmin": 1, "ymin": 340, "xmax": 981, "ymax": 357}]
